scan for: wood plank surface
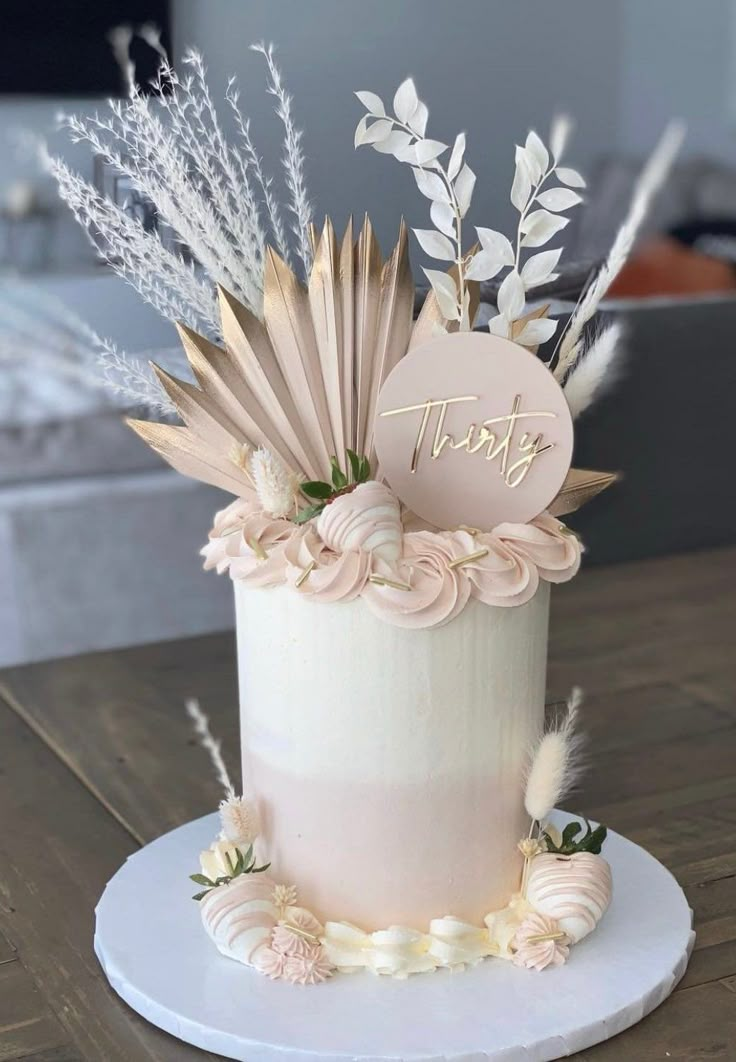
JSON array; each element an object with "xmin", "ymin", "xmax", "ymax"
[{"xmin": 0, "ymin": 545, "xmax": 734, "ymax": 1060}]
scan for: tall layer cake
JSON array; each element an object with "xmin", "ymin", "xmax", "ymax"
[{"xmin": 51, "ymin": 47, "xmax": 679, "ymax": 985}]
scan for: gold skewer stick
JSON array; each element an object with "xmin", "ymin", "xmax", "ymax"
[
  {"xmin": 525, "ymin": 931, "xmax": 567, "ymax": 944},
  {"xmin": 246, "ymin": 537, "xmax": 268, "ymax": 561},
  {"xmin": 295, "ymin": 561, "xmax": 316, "ymax": 588},
  {"xmin": 369, "ymin": 574, "xmax": 412, "ymax": 592},
  {"xmin": 447, "ymin": 548, "xmax": 489, "ymax": 570}
]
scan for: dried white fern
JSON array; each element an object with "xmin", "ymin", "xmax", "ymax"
[
  {"xmin": 524, "ymin": 687, "xmax": 585, "ymax": 824},
  {"xmin": 43, "ymin": 31, "xmax": 313, "ymax": 343},
  {"xmin": 555, "ymin": 122, "xmax": 684, "ymax": 379},
  {"xmin": 563, "ymin": 322, "xmax": 623, "ymax": 420},
  {"xmin": 0, "ymin": 282, "xmax": 174, "ymax": 415},
  {"xmin": 252, "ymin": 42, "xmax": 313, "ymax": 275}
]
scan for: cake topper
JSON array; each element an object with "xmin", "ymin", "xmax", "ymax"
[{"xmin": 375, "ymin": 332, "xmax": 573, "ymax": 530}]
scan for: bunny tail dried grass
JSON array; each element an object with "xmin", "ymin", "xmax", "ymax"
[
  {"xmin": 555, "ymin": 122, "xmax": 684, "ymax": 379},
  {"xmin": 563, "ymin": 321, "xmax": 623, "ymax": 419},
  {"xmin": 185, "ymin": 698, "xmax": 235, "ymax": 799},
  {"xmin": 524, "ymin": 687, "xmax": 585, "ymax": 823},
  {"xmin": 219, "ymin": 795, "xmax": 260, "ymax": 845}
]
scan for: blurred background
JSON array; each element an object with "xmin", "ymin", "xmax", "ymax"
[{"xmin": 1, "ymin": 0, "xmax": 735, "ymax": 667}]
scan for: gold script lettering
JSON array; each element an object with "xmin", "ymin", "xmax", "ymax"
[{"xmin": 379, "ymin": 394, "xmax": 556, "ymax": 487}]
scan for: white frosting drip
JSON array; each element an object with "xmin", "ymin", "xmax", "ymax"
[{"xmin": 526, "ymin": 852, "xmax": 613, "ymax": 943}]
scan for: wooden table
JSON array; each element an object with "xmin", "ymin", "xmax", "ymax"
[{"xmin": 1, "ymin": 546, "xmax": 735, "ymax": 1061}]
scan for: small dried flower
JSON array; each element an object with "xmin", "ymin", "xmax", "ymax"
[
  {"xmin": 230, "ymin": 441, "xmax": 253, "ymax": 473},
  {"xmin": 250, "ymin": 447, "xmax": 300, "ymax": 518},
  {"xmin": 218, "ymin": 795, "xmax": 260, "ymax": 845},
  {"xmin": 518, "ymin": 837, "xmax": 546, "ymax": 860},
  {"xmin": 272, "ymin": 883, "xmax": 298, "ymax": 912}
]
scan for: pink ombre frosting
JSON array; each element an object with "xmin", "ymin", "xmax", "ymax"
[{"xmin": 202, "ymin": 494, "xmax": 581, "ymax": 629}]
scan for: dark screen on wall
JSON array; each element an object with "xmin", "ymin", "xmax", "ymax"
[{"xmin": 0, "ymin": 1, "xmax": 171, "ymax": 96}]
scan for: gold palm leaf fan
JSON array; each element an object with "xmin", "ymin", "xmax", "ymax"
[{"xmin": 128, "ymin": 215, "xmax": 614, "ymax": 517}]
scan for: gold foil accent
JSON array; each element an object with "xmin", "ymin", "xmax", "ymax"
[
  {"xmin": 295, "ymin": 560, "xmax": 316, "ymax": 588},
  {"xmin": 447, "ymin": 548, "xmax": 490, "ymax": 569},
  {"xmin": 246, "ymin": 537, "xmax": 268, "ymax": 561},
  {"xmin": 369, "ymin": 574, "xmax": 412, "ymax": 592}
]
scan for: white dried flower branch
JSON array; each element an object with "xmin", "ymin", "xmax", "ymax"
[
  {"xmin": 355, "ymin": 78, "xmax": 475, "ymax": 327},
  {"xmin": 554, "ymin": 122, "xmax": 684, "ymax": 380},
  {"xmin": 252, "ymin": 42, "xmax": 313, "ymax": 276},
  {"xmin": 355, "ymin": 88, "xmax": 583, "ymax": 343},
  {"xmin": 484, "ymin": 117, "xmax": 584, "ymax": 347},
  {"xmin": 0, "ymin": 282, "xmax": 174, "ymax": 415},
  {"xmin": 44, "ymin": 32, "xmax": 313, "ymax": 346}
]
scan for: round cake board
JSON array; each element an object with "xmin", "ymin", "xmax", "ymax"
[{"xmin": 95, "ymin": 811, "xmax": 694, "ymax": 1062}]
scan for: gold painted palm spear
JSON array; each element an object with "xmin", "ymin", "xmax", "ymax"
[{"xmin": 128, "ymin": 216, "xmax": 615, "ymax": 517}]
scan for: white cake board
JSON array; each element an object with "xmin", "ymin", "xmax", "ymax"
[{"xmin": 95, "ymin": 811, "xmax": 694, "ymax": 1062}]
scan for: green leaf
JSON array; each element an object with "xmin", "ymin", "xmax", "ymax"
[
  {"xmin": 225, "ymin": 850, "xmax": 236, "ymax": 875},
  {"xmin": 302, "ymin": 480, "xmax": 333, "ymax": 500},
  {"xmin": 214, "ymin": 875, "xmax": 231, "ymax": 886},
  {"xmin": 359, "ymin": 456, "xmax": 371, "ymax": 482},
  {"xmin": 331, "ymin": 457, "xmax": 348, "ymax": 490},
  {"xmin": 561, "ymin": 821, "xmax": 582, "ymax": 847},
  {"xmin": 346, "ymin": 449, "xmax": 362, "ymax": 482},
  {"xmin": 189, "ymin": 873, "xmax": 214, "ymax": 887},
  {"xmin": 251, "ymin": 862, "xmax": 272, "ymax": 873},
  {"xmin": 192, "ymin": 890, "xmax": 211, "ymax": 901},
  {"xmin": 579, "ymin": 824, "xmax": 607, "ymax": 854},
  {"xmin": 293, "ymin": 503, "xmax": 326, "ymax": 524}
]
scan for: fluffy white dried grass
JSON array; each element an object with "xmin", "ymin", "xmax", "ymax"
[
  {"xmin": 555, "ymin": 122, "xmax": 684, "ymax": 379},
  {"xmin": 250, "ymin": 447, "xmax": 300, "ymax": 518},
  {"xmin": 563, "ymin": 322, "xmax": 623, "ymax": 419},
  {"xmin": 524, "ymin": 687, "xmax": 585, "ymax": 823},
  {"xmin": 185, "ymin": 698, "xmax": 235, "ymax": 799}
]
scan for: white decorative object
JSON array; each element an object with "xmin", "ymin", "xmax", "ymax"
[
  {"xmin": 526, "ymin": 851, "xmax": 613, "ymax": 943},
  {"xmin": 95, "ymin": 811, "xmax": 695, "ymax": 1062},
  {"xmin": 200, "ymin": 874, "xmax": 278, "ymax": 964},
  {"xmin": 316, "ymin": 481, "xmax": 402, "ymax": 562},
  {"xmin": 235, "ymin": 583, "xmax": 550, "ymax": 930}
]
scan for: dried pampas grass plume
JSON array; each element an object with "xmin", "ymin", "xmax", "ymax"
[
  {"xmin": 524, "ymin": 687, "xmax": 585, "ymax": 824},
  {"xmin": 563, "ymin": 322, "xmax": 624, "ymax": 420},
  {"xmin": 185, "ymin": 698, "xmax": 235, "ymax": 798}
]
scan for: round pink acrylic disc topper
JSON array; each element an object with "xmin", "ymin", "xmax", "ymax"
[{"xmin": 374, "ymin": 332, "xmax": 574, "ymax": 531}]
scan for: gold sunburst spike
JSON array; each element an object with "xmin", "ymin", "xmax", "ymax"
[
  {"xmin": 217, "ymin": 287, "xmax": 322, "ymax": 480},
  {"xmin": 366, "ymin": 219, "xmax": 414, "ymax": 463},
  {"xmin": 354, "ymin": 214, "xmax": 383, "ymax": 455},
  {"xmin": 175, "ymin": 323, "xmax": 303, "ymax": 475},
  {"xmin": 264, "ymin": 246, "xmax": 336, "ymax": 474},
  {"xmin": 339, "ymin": 217, "xmax": 355, "ymax": 451},
  {"xmin": 309, "ymin": 218, "xmax": 346, "ymax": 456},
  {"xmin": 549, "ymin": 468, "xmax": 620, "ymax": 516},
  {"xmin": 151, "ymin": 363, "xmax": 245, "ymax": 455},
  {"xmin": 127, "ymin": 420, "xmax": 254, "ymax": 496}
]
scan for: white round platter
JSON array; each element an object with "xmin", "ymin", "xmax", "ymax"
[{"xmin": 95, "ymin": 811, "xmax": 694, "ymax": 1062}]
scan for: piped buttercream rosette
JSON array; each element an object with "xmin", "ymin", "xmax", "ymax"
[{"xmin": 201, "ymin": 495, "xmax": 581, "ymax": 628}]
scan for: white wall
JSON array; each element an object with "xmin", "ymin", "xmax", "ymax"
[{"xmin": 174, "ymin": 0, "xmax": 622, "ymax": 252}]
